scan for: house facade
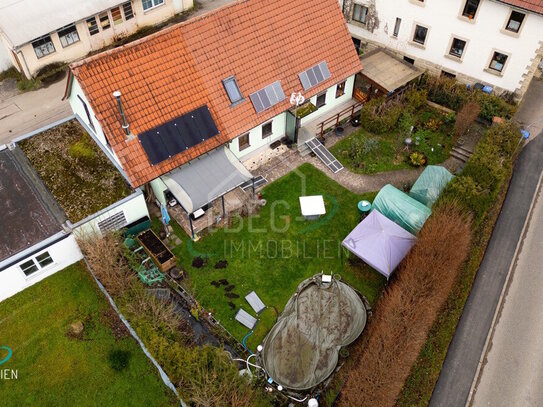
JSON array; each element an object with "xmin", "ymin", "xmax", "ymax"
[
  {"xmin": 63, "ymin": 0, "xmax": 362, "ymax": 217},
  {"xmin": 0, "ymin": 0, "xmax": 193, "ymax": 78},
  {"xmin": 341, "ymin": 0, "xmax": 543, "ymax": 99}
]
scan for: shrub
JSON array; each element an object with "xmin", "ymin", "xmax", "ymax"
[
  {"xmin": 397, "ymin": 111, "xmax": 416, "ymax": 134},
  {"xmin": 423, "ymin": 74, "xmax": 469, "ymax": 111},
  {"xmin": 349, "ymin": 136, "xmax": 379, "ymax": 163},
  {"xmin": 340, "ymin": 204, "xmax": 472, "ymax": 406},
  {"xmin": 360, "ymin": 97, "xmax": 403, "ymax": 134},
  {"xmin": 472, "ymin": 92, "xmax": 517, "ymax": 122},
  {"xmin": 405, "ymin": 88, "xmax": 427, "ymax": 111},
  {"xmin": 108, "ymin": 349, "xmax": 131, "ymax": 372},
  {"xmin": 424, "ymin": 118, "xmax": 442, "ymax": 132},
  {"xmin": 409, "ymin": 151, "xmax": 426, "ymax": 167},
  {"xmin": 453, "ymin": 102, "xmax": 481, "ymax": 137}
]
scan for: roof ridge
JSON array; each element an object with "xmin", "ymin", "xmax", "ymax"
[{"xmin": 71, "ymin": 0, "xmax": 248, "ymax": 70}]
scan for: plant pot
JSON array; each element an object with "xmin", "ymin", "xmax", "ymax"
[{"xmin": 335, "ymin": 126, "xmax": 345, "ymax": 136}]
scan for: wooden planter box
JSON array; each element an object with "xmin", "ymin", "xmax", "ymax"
[{"xmin": 137, "ymin": 230, "xmax": 177, "ymax": 272}]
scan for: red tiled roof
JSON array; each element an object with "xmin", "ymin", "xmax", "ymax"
[
  {"xmin": 498, "ymin": 0, "xmax": 543, "ymax": 14},
  {"xmin": 70, "ymin": 0, "xmax": 362, "ymax": 187}
]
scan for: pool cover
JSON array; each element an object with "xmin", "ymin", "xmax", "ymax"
[{"xmin": 261, "ymin": 275, "xmax": 367, "ymax": 390}]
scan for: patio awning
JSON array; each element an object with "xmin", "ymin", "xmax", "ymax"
[
  {"xmin": 161, "ymin": 147, "xmax": 252, "ymax": 214},
  {"xmin": 359, "ymin": 49, "xmax": 423, "ymax": 93}
]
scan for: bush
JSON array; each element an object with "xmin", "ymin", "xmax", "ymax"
[
  {"xmin": 340, "ymin": 204, "xmax": 472, "ymax": 406},
  {"xmin": 405, "ymin": 88, "xmax": 427, "ymax": 111},
  {"xmin": 397, "ymin": 111, "xmax": 416, "ymax": 134},
  {"xmin": 422, "ymin": 74, "xmax": 469, "ymax": 111},
  {"xmin": 472, "ymin": 92, "xmax": 517, "ymax": 122},
  {"xmin": 409, "ymin": 151, "xmax": 426, "ymax": 167},
  {"xmin": 453, "ymin": 102, "xmax": 481, "ymax": 137},
  {"xmin": 108, "ymin": 349, "xmax": 131, "ymax": 371},
  {"xmin": 349, "ymin": 136, "xmax": 379, "ymax": 163},
  {"xmin": 360, "ymin": 97, "xmax": 403, "ymax": 134}
]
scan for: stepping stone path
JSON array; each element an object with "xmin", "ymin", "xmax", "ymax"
[
  {"xmin": 218, "ymin": 279, "xmax": 229, "ymax": 286},
  {"xmin": 228, "ymin": 302, "xmax": 236, "ymax": 310},
  {"xmin": 225, "ymin": 284, "xmax": 235, "ymax": 292},
  {"xmin": 214, "ymin": 260, "xmax": 228, "ymax": 269},
  {"xmin": 226, "ymin": 293, "xmax": 239, "ymax": 299},
  {"xmin": 211, "ymin": 281, "xmax": 221, "ymax": 288}
]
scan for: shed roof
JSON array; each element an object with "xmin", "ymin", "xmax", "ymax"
[
  {"xmin": 359, "ymin": 49, "xmax": 422, "ymax": 93},
  {"xmin": 0, "ymin": 0, "xmax": 125, "ymax": 47},
  {"xmin": 0, "ymin": 146, "xmax": 65, "ymax": 263},
  {"xmin": 69, "ymin": 0, "xmax": 362, "ymax": 187}
]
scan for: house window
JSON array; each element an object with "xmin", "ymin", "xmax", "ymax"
[
  {"xmin": 78, "ymin": 95, "xmax": 95, "ymax": 132},
  {"xmin": 489, "ymin": 51, "xmax": 508, "ymax": 73},
  {"xmin": 111, "ymin": 7, "xmax": 123, "ymax": 26},
  {"xmin": 412, "ymin": 25, "xmax": 428, "ymax": 45},
  {"xmin": 352, "ymin": 4, "xmax": 369, "ymax": 24},
  {"xmin": 123, "ymin": 2, "xmax": 134, "ymax": 20},
  {"xmin": 316, "ymin": 92, "xmax": 327, "ymax": 108},
  {"xmin": 449, "ymin": 38, "xmax": 467, "ymax": 58},
  {"xmin": 223, "ymin": 77, "xmax": 243, "ymax": 104},
  {"xmin": 99, "ymin": 12, "xmax": 111, "ymax": 30},
  {"xmin": 336, "ymin": 81, "xmax": 346, "ymax": 98},
  {"xmin": 142, "ymin": 0, "xmax": 164, "ymax": 11},
  {"xmin": 404, "ymin": 56, "xmax": 415, "ymax": 65},
  {"xmin": 20, "ymin": 259, "xmax": 39, "ymax": 276},
  {"xmin": 462, "ymin": 0, "xmax": 479, "ymax": 19},
  {"xmin": 238, "ymin": 133, "xmax": 250, "ymax": 151},
  {"xmin": 441, "ymin": 70, "xmax": 457, "ymax": 79},
  {"xmin": 393, "ymin": 18, "xmax": 401, "ymax": 37},
  {"xmin": 36, "ymin": 252, "xmax": 53, "ymax": 268},
  {"xmin": 262, "ymin": 122, "xmax": 273, "ymax": 138},
  {"xmin": 506, "ymin": 10, "xmax": 525, "ymax": 33},
  {"xmin": 58, "ymin": 24, "xmax": 80, "ymax": 48},
  {"xmin": 32, "ymin": 35, "xmax": 55, "ymax": 58},
  {"xmin": 87, "ymin": 17, "xmax": 99, "ymax": 35}
]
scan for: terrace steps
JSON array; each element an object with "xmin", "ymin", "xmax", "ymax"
[{"xmin": 450, "ymin": 145, "xmax": 473, "ymax": 163}]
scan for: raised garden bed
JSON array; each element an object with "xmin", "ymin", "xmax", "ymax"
[{"xmin": 137, "ymin": 230, "xmax": 177, "ymax": 272}]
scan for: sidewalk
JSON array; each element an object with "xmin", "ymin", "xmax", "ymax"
[
  {"xmin": 0, "ymin": 78, "xmax": 71, "ymax": 144},
  {"xmin": 515, "ymin": 78, "xmax": 543, "ymax": 142},
  {"xmin": 429, "ymin": 131, "xmax": 543, "ymax": 407}
]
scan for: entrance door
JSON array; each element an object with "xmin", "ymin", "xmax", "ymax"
[{"xmin": 285, "ymin": 110, "xmax": 298, "ymax": 143}]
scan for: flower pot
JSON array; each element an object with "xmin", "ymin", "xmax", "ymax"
[{"xmin": 335, "ymin": 126, "xmax": 345, "ymax": 136}]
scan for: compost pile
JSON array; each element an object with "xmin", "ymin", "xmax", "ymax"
[{"xmin": 261, "ymin": 275, "xmax": 367, "ymax": 390}]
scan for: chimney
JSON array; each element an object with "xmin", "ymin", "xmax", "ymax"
[{"xmin": 113, "ymin": 91, "xmax": 132, "ymax": 139}]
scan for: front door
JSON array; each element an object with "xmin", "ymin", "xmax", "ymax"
[{"xmin": 285, "ymin": 110, "xmax": 298, "ymax": 143}]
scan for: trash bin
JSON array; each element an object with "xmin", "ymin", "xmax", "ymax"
[{"xmin": 358, "ymin": 200, "xmax": 371, "ymax": 218}]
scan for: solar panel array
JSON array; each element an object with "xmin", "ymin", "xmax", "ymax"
[
  {"xmin": 250, "ymin": 81, "xmax": 285, "ymax": 113},
  {"xmin": 305, "ymin": 138, "xmax": 343, "ymax": 173},
  {"xmin": 298, "ymin": 61, "xmax": 331, "ymax": 91},
  {"xmin": 138, "ymin": 105, "xmax": 219, "ymax": 165}
]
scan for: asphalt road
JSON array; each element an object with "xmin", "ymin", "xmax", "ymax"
[
  {"xmin": 429, "ymin": 133, "xmax": 543, "ymax": 407},
  {"xmin": 472, "ymin": 175, "xmax": 543, "ymax": 407}
]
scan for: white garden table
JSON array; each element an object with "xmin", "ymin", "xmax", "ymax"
[{"xmin": 299, "ymin": 195, "xmax": 326, "ymax": 220}]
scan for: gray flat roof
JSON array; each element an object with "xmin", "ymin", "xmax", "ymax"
[
  {"xmin": 0, "ymin": 146, "xmax": 65, "ymax": 262},
  {"xmin": 0, "ymin": 0, "xmax": 124, "ymax": 47}
]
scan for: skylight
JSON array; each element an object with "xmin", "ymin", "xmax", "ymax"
[
  {"xmin": 250, "ymin": 81, "xmax": 285, "ymax": 114},
  {"xmin": 298, "ymin": 61, "xmax": 331, "ymax": 91},
  {"xmin": 223, "ymin": 76, "xmax": 243, "ymax": 104}
]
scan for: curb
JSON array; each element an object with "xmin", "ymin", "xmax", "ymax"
[{"xmin": 466, "ymin": 168, "xmax": 543, "ymax": 406}]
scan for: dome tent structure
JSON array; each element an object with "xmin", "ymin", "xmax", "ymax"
[
  {"xmin": 409, "ymin": 165, "xmax": 454, "ymax": 208},
  {"xmin": 261, "ymin": 275, "xmax": 367, "ymax": 391},
  {"xmin": 342, "ymin": 210, "xmax": 416, "ymax": 279},
  {"xmin": 372, "ymin": 184, "xmax": 431, "ymax": 235}
]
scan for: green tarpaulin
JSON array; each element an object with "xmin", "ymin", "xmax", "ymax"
[
  {"xmin": 372, "ymin": 184, "xmax": 432, "ymax": 235},
  {"xmin": 409, "ymin": 165, "xmax": 454, "ymax": 208}
]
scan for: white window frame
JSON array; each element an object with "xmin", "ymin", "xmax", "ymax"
[
  {"xmin": 485, "ymin": 49, "xmax": 511, "ymax": 76},
  {"xmin": 392, "ymin": 18, "xmax": 401, "ymax": 38},
  {"xmin": 58, "ymin": 24, "xmax": 80, "ymax": 48},
  {"xmin": 261, "ymin": 121, "xmax": 273, "ymax": 139},
  {"xmin": 410, "ymin": 22, "xmax": 430, "ymax": 48},
  {"xmin": 32, "ymin": 35, "xmax": 55, "ymax": 59},
  {"xmin": 142, "ymin": 0, "xmax": 164, "ymax": 12},
  {"xmin": 19, "ymin": 251, "xmax": 55, "ymax": 279},
  {"xmin": 352, "ymin": 4, "xmax": 369, "ymax": 25}
]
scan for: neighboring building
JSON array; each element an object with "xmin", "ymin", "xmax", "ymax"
[
  {"xmin": 0, "ymin": 0, "xmax": 194, "ymax": 78},
  {"xmin": 0, "ymin": 144, "xmax": 82, "ymax": 302},
  {"xmin": 63, "ymin": 0, "xmax": 362, "ymax": 233},
  {"xmin": 340, "ymin": 0, "xmax": 543, "ymax": 100}
]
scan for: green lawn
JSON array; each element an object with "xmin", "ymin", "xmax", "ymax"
[
  {"xmin": 171, "ymin": 163, "xmax": 386, "ymax": 350},
  {"xmin": 330, "ymin": 106, "xmax": 454, "ymax": 174},
  {"xmin": 0, "ymin": 263, "xmax": 175, "ymax": 406}
]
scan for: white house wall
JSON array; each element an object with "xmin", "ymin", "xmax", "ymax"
[
  {"xmin": 0, "ymin": 41, "xmax": 13, "ymax": 72},
  {"xmin": 72, "ymin": 190, "xmax": 149, "ymax": 236},
  {"xmin": 68, "ymin": 78, "xmax": 123, "ymax": 167},
  {"xmin": 0, "ymin": 235, "xmax": 83, "ymax": 303},
  {"xmin": 343, "ymin": 0, "xmax": 543, "ymax": 94}
]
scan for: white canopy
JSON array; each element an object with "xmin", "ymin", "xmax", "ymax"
[{"xmin": 161, "ymin": 147, "xmax": 252, "ymax": 214}]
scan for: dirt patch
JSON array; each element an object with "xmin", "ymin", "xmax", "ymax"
[
  {"xmin": 214, "ymin": 260, "xmax": 228, "ymax": 269},
  {"xmin": 102, "ymin": 308, "xmax": 129, "ymax": 340},
  {"xmin": 192, "ymin": 256, "xmax": 207, "ymax": 268}
]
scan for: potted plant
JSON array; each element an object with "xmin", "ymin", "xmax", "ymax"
[{"xmin": 409, "ymin": 151, "xmax": 427, "ymax": 167}]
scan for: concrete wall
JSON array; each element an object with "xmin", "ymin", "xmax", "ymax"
[
  {"xmin": 342, "ymin": 0, "xmax": 543, "ymax": 98},
  {"xmin": 72, "ymin": 190, "xmax": 149, "ymax": 237},
  {"xmin": 5, "ymin": 0, "xmax": 194, "ymax": 78},
  {"xmin": 0, "ymin": 235, "xmax": 82, "ymax": 303}
]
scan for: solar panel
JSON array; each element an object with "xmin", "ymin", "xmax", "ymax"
[
  {"xmin": 306, "ymin": 137, "xmax": 343, "ymax": 174},
  {"xmin": 250, "ymin": 81, "xmax": 285, "ymax": 113},
  {"xmin": 298, "ymin": 61, "xmax": 331, "ymax": 90},
  {"xmin": 139, "ymin": 105, "xmax": 219, "ymax": 165}
]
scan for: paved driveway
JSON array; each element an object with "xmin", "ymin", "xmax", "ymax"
[
  {"xmin": 0, "ymin": 78, "xmax": 71, "ymax": 144},
  {"xmin": 515, "ymin": 78, "xmax": 543, "ymax": 141},
  {"xmin": 472, "ymin": 176, "xmax": 543, "ymax": 407}
]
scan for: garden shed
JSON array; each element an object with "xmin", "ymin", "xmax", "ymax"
[
  {"xmin": 409, "ymin": 165, "xmax": 454, "ymax": 208},
  {"xmin": 342, "ymin": 210, "xmax": 416, "ymax": 279},
  {"xmin": 372, "ymin": 184, "xmax": 432, "ymax": 234}
]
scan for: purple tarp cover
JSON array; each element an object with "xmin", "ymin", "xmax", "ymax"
[{"xmin": 342, "ymin": 210, "xmax": 416, "ymax": 279}]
